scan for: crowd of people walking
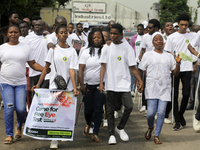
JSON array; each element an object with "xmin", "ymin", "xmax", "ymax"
[{"xmin": 1, "ymin": 10, "xmax": 200, "ymax": 149}]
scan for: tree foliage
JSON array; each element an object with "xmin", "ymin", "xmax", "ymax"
[
  {"xmin": 57, "ymin": 0, "xmax": 71, "ymax": 8},
  {"xmin": 0, "ymin": 0, "xmax": 57, "ymax": 19},
  {"xmin": 159, "ymin": 0, "xmax": 192, "ymax": 27}
]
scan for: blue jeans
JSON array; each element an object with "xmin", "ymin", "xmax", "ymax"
[
  {"xmin": 83, "ymin": 84, "xmax": 105, "ymax": 135},
  {"xmin": 147, "ymin": 99, "xmax": 168, "ymax": 137},
  {"xmin": 0, "ymin": 84, "xmax": 27, "ymax": 136}
]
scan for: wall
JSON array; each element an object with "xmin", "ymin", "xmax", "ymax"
[{"xmin": 64, "ymin": 0, "xmax": 147, "ymax": 30}]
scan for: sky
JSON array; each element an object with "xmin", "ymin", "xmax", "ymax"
[{"xmin": 113, "ymin": 0, "xmax": 198, "ymax": 17}]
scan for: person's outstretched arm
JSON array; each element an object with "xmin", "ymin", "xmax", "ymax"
[
  {"xmin": 31, "ymin": 62, "xmax": 50, "ymax": 91},
  {"xmin": 130, "ymin": 66, "xmax": 143, "ymax": 93},
  {"xmin": 99, "ymin": 63, "xmax": 106, "ymax": 93}
]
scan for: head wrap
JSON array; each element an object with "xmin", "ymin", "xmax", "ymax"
[{"xmin": 152, "ymin": 32, "xmax": 164, "ymax": 46}]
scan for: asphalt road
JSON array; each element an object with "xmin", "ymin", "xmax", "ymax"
[{"xmin": 0, "ymin": 89, "xmax": 200, "ymax": 150}]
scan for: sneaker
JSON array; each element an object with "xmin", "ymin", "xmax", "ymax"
[
  {"xmin": 103, "ymin": 119, "xmax": 108, "ymax": 127},
  {"xmin": 89, "ymin": 127, "xmax": 93, "ymax": 134},
  {"xmin": 114, "ymin": 111, "xmax": 119, "ymax": 119},
  {"xmin": 50, "ymin": 140, "xmax": 58, "ymax": 149},
  {"xmin": 193, "ymin": 116, "xmax": 200, "ymax": 131},
  {"xmin": 180, "ymin": 116, "xmax": 186, "ymax": 127},
  {"xmin": 144, "ymin": 110, "xmax": 147, "ymax": 117},
  {"xmin": 131, "ymin": 91, "xmax": 135, "ymax": 97},
  {"xmin": 173, "ymin": 123, "xmax": 181, "ymax": 131},
  {"xmin": 164, "ymin": 118, "xmax": 171, "ymax": 124},
  {"xmin": 186, "ymin": 104, "xmax": 194, "ymax": 110},
  {"xmin": 140, "ymin": 106, "xmax": 146, "ymax": 113},
  {"xmin": 115, "ymin": 126, "xmax": 129, "ymax": 141},
  {"xmin": 108, "ymin": 135, "xmax": 117, "ymax": 145}
]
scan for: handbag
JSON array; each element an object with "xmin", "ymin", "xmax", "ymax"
[{"xmin": 53, "ymin": 50, "xmax": 70, "ymax": 90}]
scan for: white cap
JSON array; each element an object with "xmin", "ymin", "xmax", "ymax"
[
  {"xmin": 173, "ymin": 22, "xmax": 179, "ymax": 27},
  {"xmin": 83, "ymin": 22, "xmax": 89, "ymax": 29},
  {"xmin": 142, "ymin": 21, "xmax": 148, "ymax": 28}
]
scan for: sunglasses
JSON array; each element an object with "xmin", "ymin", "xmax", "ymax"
[{"xmin": 148, "ymin": 26, "xmax": 154, "ymax": 29}]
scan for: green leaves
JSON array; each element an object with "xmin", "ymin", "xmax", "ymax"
[{"xmin": 159, "ymin": 0, "xmax": 192, "ymax": 28}]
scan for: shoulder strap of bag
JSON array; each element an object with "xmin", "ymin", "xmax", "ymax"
[
  {"xmin": 76, "ymin": 33, "xmax": 82, "ymax": 41},
  {"xmin": 53, "ymin": 49, "xmax": 71, "ymax": 89}
]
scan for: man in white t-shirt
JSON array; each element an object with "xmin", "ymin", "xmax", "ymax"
[
  {"xmin": 185, "ymin": 25, "xmax": 200, "ymax": 110},
  {"xmin": 164, "ymin": 13, "xmax": 194, "ymax": 131},
  {"xmin": 47, "ymin": 16, "xmax": 67, "ymax": 49},
  {"xmin": 83, "ymin": 22, "xmax": 90, "ymax": 37},
  {"xmin": 186, "ymin": 26, "xmax": 200, "ymax": 130},
  {"xmin": 25, "ymin": 20, "xmax": 48, "ymax": 98},
  {"xmin": 138, "ymin": 19, "xmax": 161, "ymax": 113},
  {"xmin": 130, "ymin": 24, "xmax": 144, "ymax": 95},
  {"xmin": 67, "ymin": 23, "xmax": 88, "ymax": 55},
  {"xmin": 99, "ymin": 24, "xmax": 143, "ymax": 145}
]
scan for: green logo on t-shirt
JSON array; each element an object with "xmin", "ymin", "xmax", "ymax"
[
  {"xmin": 117, "ymin": 56, "xmax": 122, "ymax": 61},
  {"xmin": 36, "ymin": 92, "xmax": 39, "ymax": 97},
  {"xmin": 185, "ymin": 39, "xmax": 190, "ymax": 44},
  {"xmin": 62, "ymin": 56, "xmax": 68, "ymax": 62},
  {"xmin": 136, "ymin": 41, "xmax": 141, "ymax": 46}
]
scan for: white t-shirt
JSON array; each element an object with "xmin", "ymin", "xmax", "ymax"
[
  {"xmin": 19, "ymin": 36, "xmax": 25, "ymax": 43},
  {"xmin": 164, "ymin": 32, "xmax": 193, "ymax": 72},
  {"xmin": 45, "ymin": 45, "xmax": 78, "ymax": 91},
  {"xmin": 135, "ymin": 35, "xmax": 143, "ymax": 62},
  {"xmin": 79, "ymin": 48, "xmax": 101, "ymax": 85},
  {"xmin": 25, "ymin": 32, "xmax": 48, "ymax": 77},
  {"xmin": 139, "ymin": 51, "xmax": 176, "ymax": 101},
  {"xmin": 0, "ymin": 42, "xmax": 34, "ymax": 85},
  {"xmin": 67, "ymin": 33, "xmax": 88, "ymax": 48},
  {"xmin": 189, "ymin": 32, "xmax": 199, "ymax": 62},
  {"xmin": 47, "ymin": 32, "xmax": 57, "ymax": 45},
  {"xmin": 99, "ymin": 42, "xmax": 136, "ymax": 92},
  {"xmin": 83, "ymin": 31, "xmax": 90, "ymax": 37},
  {"xmin": 141, "ymin": 33, "xmax": 154, "ymax": 52}
]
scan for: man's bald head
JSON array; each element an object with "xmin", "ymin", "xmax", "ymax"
[
  {"xmin": 55, "ymin": 16, "xmax": 67, "ymax": 29},
  {"xmin": 192, "ymin": 25, "xmax": 200, "ymax": 33},
  {"xmin": 107, "ymin": 20, "xmax": 116, "ymax": 28},
  {"xmin": 34, "ymin": 20, "xmax": 45, "ymax": 35},
  {"xmin": 23, "ymin": 18, "xmax": 30, "ymax": 26}
]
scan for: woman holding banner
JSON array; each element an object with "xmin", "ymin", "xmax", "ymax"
[
  {"xmin": 78, "ymin": 29, "xmax": 106, "ymax": 143},
  {"xmin": 0, "ymin": 25, "xmax": 45, "ymax": 144},
  {"xmin": 32, "ymin": 25, "xmax": 79, "ymax": 149}
]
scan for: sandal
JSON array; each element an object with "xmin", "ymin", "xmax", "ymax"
[
  {"xmin": 83, "ymin": 124, "xmax": 90, "ymax": 136},
  {"xmin": 15, "ymin": 124, "xmax": 22, "ymax": 141},
  {"xmin": 4, "ymin": 136, "xmax": 13, "ymax": 144},
  {"xmin": 145, "ymin": 127, "xmax": 154, "ymax": 140},
  {"xmin": 91, "ymin": 134, "xmax": 102, "ymax": 143},
  {"xmin": 154, "ymin": 136, "xmax": 162, "ymax": 144}
]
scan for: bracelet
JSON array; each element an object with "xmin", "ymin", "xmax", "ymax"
[
  {"xmin": 36, "ymin": 84, "xmax": 40, "ymax": 87},
  {"xmin": 197, "ymin": 53, "xmax": 200, "ymax": 58},
  {"xmin": 176, "ymin": 63, "xmax": 180, "ymax": 65}
]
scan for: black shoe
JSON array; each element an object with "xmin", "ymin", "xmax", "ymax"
[
  {"xmin": 180, "ymin": 116, "xmax": 186, "ymax": 127},
  {"xmin": 173, "ymin": 123, "xmax": 181, "ymax": 131},
  {"xmin": 186, "ymin": 104, "xmax": 194, "ymax": 110}
]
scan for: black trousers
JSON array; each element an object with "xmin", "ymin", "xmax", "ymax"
[
  {"xmin": 106, "ymin": 91, "xmax": 133, "ymax": 135},
  {"xmin": 174, "ymin": 71, "xmax": 191, "ymax": 123},
  {"xmin": 141, "ymin": 71, "xmax": 147, "ymax": 107},
  {"xmin": 29, "ymin": 75, "xmax": 46, "ymax": 98}
]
